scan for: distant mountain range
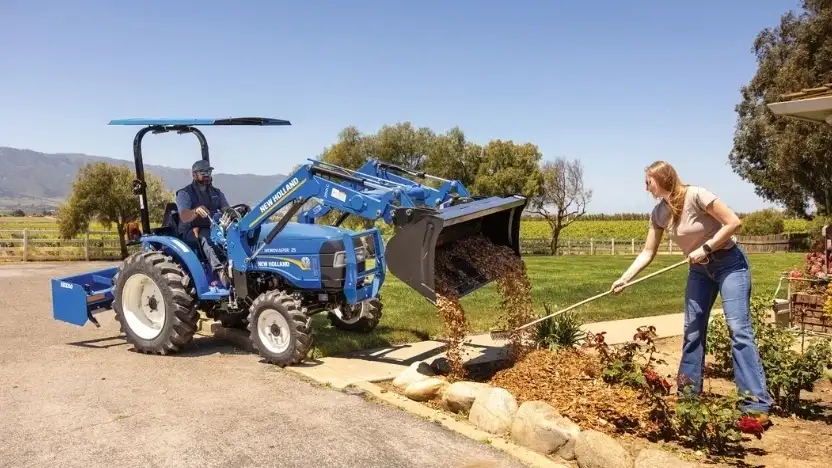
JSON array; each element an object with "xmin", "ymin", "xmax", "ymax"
[{"xmin": 0, "ymin": 147, "xmax": 288, "ymax": 210}]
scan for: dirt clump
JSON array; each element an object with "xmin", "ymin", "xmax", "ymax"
[{"xmin": 433, "ymin": 234, "xmax": 536, "ymax": 381}]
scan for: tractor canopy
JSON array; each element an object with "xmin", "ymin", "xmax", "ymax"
[{"xmin": 107, "ymin": 117, "xmax": 292, "ymax": 126}]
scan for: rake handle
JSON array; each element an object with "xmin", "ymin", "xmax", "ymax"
[{"xmin": 510, "ymin": 258, "xmax": 688, "ymax": 333}]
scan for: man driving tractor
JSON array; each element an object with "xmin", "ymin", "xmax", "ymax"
[{"xmin": 175, "ymin": 159, "xmax": 230, "ymax": 286}]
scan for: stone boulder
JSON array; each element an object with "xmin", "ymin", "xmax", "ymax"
[
  {"xmin": 635, "ymin": 449, "xmax": 695, "ymax": 468},
  {"xmin": 404, "ymin": 377, "xmax": 449, "ymax": 402},
  {"xmin": 392, "ymin": 361, "xmax": 435, "ymax": 391},
  {"xmin": 468, "ymin": 387, "xmax": 518, "ymax": 435},
  {"xmin": 510, "ymin": 401, "xmax": 580, "ymax": 460},
  {"xmin": 574, "ymin": 429, "xmax": 633, "ymax": 468},
  {"xmin": 441, "ymin": 381, "xmax": 492, "ymax": 414}
]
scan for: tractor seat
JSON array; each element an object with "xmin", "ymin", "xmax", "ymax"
[{"xmin": 152, "ymin": 202, "xmax": 180, "ymax": 236}]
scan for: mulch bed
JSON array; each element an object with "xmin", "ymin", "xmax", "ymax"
[{"xmin": 485, "ymin": 348, "xmax": 670, "ymax": 437}]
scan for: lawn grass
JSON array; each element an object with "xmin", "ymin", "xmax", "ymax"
[{"xmin": 310, "ymin": 252, "xmax": 805, "ymax": 357}]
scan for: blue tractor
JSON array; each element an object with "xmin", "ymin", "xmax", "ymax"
[{"xmin": 51, "ymin": 117, "xmax": 527, "ymax": 366}]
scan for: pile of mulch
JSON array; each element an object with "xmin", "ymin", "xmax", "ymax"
[{"xmin": 487, "ymin": 348, "xmax": 672, "ymax": 437}]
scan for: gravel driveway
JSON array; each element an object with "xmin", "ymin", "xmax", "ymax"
[{"xmin": 0, "ymin": 262, "xmax": 527, "ymax": 468}]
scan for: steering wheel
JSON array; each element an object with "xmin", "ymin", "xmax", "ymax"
[
  {"xmin": 221, "ymin": 204, "xmax": 251, "ymax": 221},
  {"xmin": 216, "ymin": 204, "xmax": 251, "ymax": 233},
  {"xmin": 231, "ymin": 203, "xmax": 251, "ymax": 217}
]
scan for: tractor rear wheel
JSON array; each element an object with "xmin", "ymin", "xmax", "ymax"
[
  {"xmin": 327, "ymin": 297, "xmax": 383, "ymax": 332},
  {"xmin": 247, "ymin": 290, "xmax": 314, "ymax": 366},
  {"xmin": 112, "ymin": 251, "xmax": 198, "ymax": 355}
]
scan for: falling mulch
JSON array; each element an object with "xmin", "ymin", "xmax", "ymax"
[
  {"xmin": 486, "ymin": 348, "xmax": 671, "ymax": 438},
  {"xmin": 433, "ymin": 234, "xmax": 536, "ymax": 381}
]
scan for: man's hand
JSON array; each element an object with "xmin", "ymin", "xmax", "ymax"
[
  {"xmin": 688, "ymin": 246, "xmax": 708, "ymax": 264},
  {"xmin": 195, "ymin": 206, "xmax": 210, "ymax": 218}
]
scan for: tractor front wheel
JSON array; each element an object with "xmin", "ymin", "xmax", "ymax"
[
  {"xmin": 247, "ymin": 291, "xmax": 314, "ymax": 366},
  {"xmin": 112, "ymin": 251, "xmax": 199, "ymax": 355},
  {"xmin": 327, "ymin": 297, "xmax": 383, "ymax": 332}
]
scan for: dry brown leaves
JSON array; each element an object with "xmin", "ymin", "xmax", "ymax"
[
  {"xmin": 488, "ymin": 349, "xmax": 669, "ymax": 437},
  {"xmin": 433, "ymin": 234, "xmax": 536, "ymax": 380}
]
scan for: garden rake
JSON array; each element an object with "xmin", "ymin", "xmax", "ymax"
[{"xmin": 489, "ymin": 258, "xmax": 688, "ymax": 340}]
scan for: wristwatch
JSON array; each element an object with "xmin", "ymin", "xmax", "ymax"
[{"xmin": 702, "ymin": 243, "xmax": 712, "ymax": 253}]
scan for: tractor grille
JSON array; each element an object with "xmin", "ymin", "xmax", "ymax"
[{"xmin": 319, "ymin": 237, "xmax": 368, "ymax": 289}]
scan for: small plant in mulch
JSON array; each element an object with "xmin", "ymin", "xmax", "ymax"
[
  {"xmin": 671, "ymin": 381, "xmax": 749, "ymax": 456},
  {"xmin": 584, "ymin": 327, "xmax": 676, "ymax": 438},
  {"xmin": 535, "ymin": 305, "xmax": 585, "ymax": 352},
  {"xmin": 706, "ymin": 293, "xmax": 832, "ymax": 415}
]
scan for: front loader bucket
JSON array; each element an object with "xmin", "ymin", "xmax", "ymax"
[
  {"xmin": 386, "ymin": 195, "xmax": 527, "ymax": 304},
  {"xmin": 51, "ymin": 267, "xmax": 119, "ymax": 327}
]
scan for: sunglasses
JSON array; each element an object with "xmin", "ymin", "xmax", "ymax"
[{"xmin": 196, "ymin": 170, "xmax": 213, "ymax": 176}]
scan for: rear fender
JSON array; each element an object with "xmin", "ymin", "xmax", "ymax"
[{"xmin": 140, "ymin": 235, "xmax": 218, "ymax": 299}]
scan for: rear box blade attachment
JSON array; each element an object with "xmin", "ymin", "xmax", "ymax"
[
  {"xmin": 386, "ymin": 195, "xmax": 527, "ymax": 304},
  {"xmin": 51, "ymin": 267, "xmax": 119, "ymax": 327}
]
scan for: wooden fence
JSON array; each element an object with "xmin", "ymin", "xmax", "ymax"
[
  {"xmin": 521, "ymin": 233, "xmax": 810, "ymax": 256},
  {"xmin": 0, "ymin": 229, "xmax": 139, "ymax": 262},
  {"xmin": 0, "ymin": 229, "xmax": 810, "ymax": 262}
]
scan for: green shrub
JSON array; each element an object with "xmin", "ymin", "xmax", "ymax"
[
  {"xmin": 706, "ymin": 294, "xmax": 832, "ymax": 414},
  {"xmin": 673, "ymin": 384, "xmax": 748, "ymax": 454},
  {"xmin": 740, "ymin": 209, "xmax": 785, "ymax": 236},
  {"xmin": 536, "ymin": 305, "xmax": 585, "ymax": 351}
]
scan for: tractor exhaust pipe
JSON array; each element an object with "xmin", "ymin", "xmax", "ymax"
[{"xmin": 385, "ymin": 195, "xmax": 527, "ymax": 304}]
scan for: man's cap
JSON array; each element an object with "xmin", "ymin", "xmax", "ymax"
[{"xmin": 192, "ymin": 160, "xmax": 214, "ymax": 172}]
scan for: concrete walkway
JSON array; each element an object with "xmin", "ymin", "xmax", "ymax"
[{"xmin": 277, "ymin": 310, "xmax": 700, "ymax": 390}]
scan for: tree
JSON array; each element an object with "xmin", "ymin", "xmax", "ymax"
[
  {"xmin": 739, "ymin": 208, "xmax": 785, "ymax": 235},
  {"xmin": 425, "ymin": 127, "xmax": 482, "ymax": 188},
  {"xmin": 319, "ymin": 126, "xmax": 372, "ymax": 171},
  {"xmin": 528, "ymin": 158, "xmax": 592, "ymax": 255},
  {"xmin": 57, "ymin": 162, "xmax": 172, "ymax": 258},
  {"xmin": 472, "ymin": 139, "xmax": 544, "ymax": 199},
  {"xmin": 728, "ymin": 1, "xmax": 832, "ymax": 217},
  {"xmin": 369, "ymin": 122, "xmax": 435, "ymax": 170}
]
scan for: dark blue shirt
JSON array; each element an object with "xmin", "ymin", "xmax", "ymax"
[{"xmin": 175, "ymin": 185, "xmax": 229, "ymax": 215}]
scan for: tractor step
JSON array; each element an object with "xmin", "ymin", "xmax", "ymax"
[{"xmin": 51, "ymin": 267, "xmax": 119, "ymax": 327}]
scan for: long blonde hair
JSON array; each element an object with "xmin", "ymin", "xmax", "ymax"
[{"xmin": 646, "ymin": 161, "xmax": 688, "ymax": 228}]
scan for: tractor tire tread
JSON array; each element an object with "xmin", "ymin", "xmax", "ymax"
[
  {"xmin": 247, "ymin": 290, "xmax": 314, "ymax": 367},
  {"xmin": 113, "ymin": 250, "xmax": 198, "ymax": 355}
]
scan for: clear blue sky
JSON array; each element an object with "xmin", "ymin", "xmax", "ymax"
[{"xmin": 0, "ymin": 0, "xmax": 804, "ymax": 214}]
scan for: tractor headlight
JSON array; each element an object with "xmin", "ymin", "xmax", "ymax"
[{"xmin": 332, "ymin": 247, "xmax": 367, "ymax": 268}]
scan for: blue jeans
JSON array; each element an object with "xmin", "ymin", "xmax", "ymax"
[{"xmin": 678, "ymin": 245, "xmax": 772, "ymax": 414}]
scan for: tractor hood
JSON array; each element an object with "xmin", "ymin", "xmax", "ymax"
[
  {"xmin": 262, "ymin": 222, "xmax": 348, "ymax": 240},
  {"xmin": 251, "ymin": 221, "xmax": 366, "ymax": 255}
]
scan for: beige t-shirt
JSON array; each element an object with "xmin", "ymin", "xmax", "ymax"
[{"xmin": 649, "ymin": 185, "xmax": 734, "ymax": 255}]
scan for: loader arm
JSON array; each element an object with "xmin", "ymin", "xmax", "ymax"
[
  {"xmin": 295, "ymin": 158, "xmax": 472, "ymax": 225},
  {"xmin": 232, "ymin": 161, "xmax": 418, "ymax": 263}
]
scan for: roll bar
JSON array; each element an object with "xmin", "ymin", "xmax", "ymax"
[{"xmin": 108, "ymin": 117, "xmax": 292, "ymax": 234}]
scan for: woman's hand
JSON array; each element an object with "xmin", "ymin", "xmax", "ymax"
[
  {"xmin": 610, "ymin": 277, "xmax": 628, "ymax": 295},
  {"xmin": 688, "ymin": 246, "xmax": 708, "ymax": 264}
]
